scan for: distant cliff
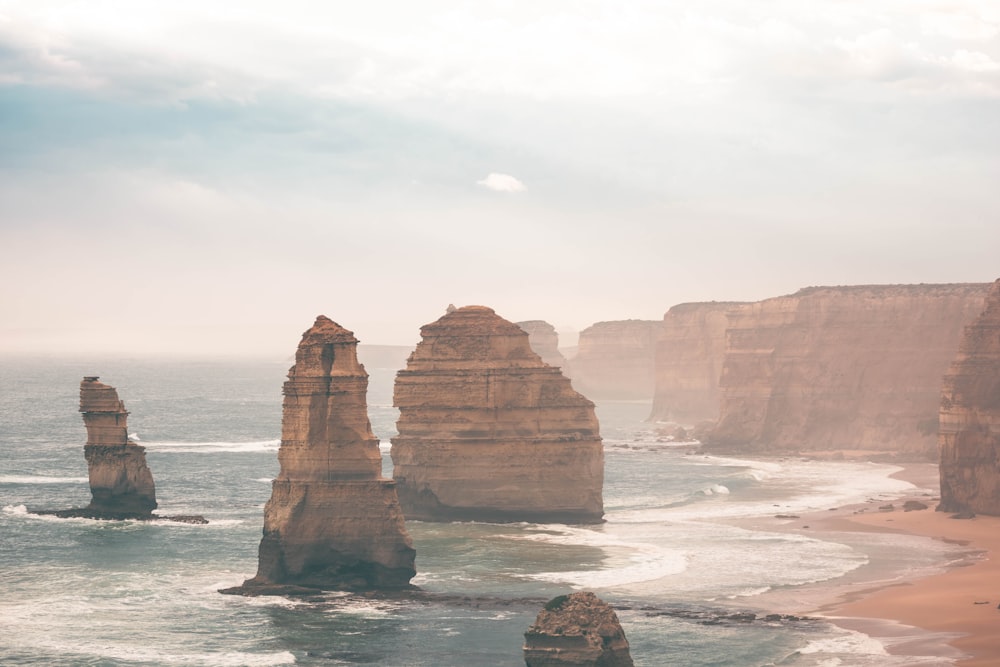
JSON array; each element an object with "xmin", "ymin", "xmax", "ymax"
[
  {"xmin": 938, "ymin": 279, "xmax": 1000, "ymax": 514},
  {"xmin": 567, "ymin": 320, "xmax": 659, "ymax": 400},
  {"xmin": 649, "ymin": 302, "xmax": 749, "ymax": 424},
  {"xmin": 517, "ymin": 320, "xmax": 567, "ymax": 369},
  {"xmin": 704, "ymin": 284, "xmax": 990, "ymax": 458}
]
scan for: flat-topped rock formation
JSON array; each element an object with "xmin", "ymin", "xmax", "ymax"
[
  {"xmin": 649, "ymin": 302, "xmax": 749, "ymax": 425},
  {"xmin": 517, "ymin": 320, "xmax": 567, "ymax": 369},
  {"xmin": 227, "ymin": 316, "xmax": 415, "ymax": 594},
  {"xmin": 391, "ymin": 306, "xmax": 604, "ymax": 523},
  {"xmin": 523, "ymin": 592, "xmax": 634, "ymax": 667},
  {"xmin": 567, "ymin": 320, "xmax": 659, "ymax": 400},
  {"xmin": 938, "ymin": 279, "xmax": 1000, "ymax": 515},
  {"xmin": 705, "ymin": 284, "xmax": 991, "ymax": 458}
]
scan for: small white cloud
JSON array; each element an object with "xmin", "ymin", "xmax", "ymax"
[{"xmin": 476, "ymin": 173, "xmax": 526, "ymax": 193}]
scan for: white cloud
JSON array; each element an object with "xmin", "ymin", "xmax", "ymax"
[{"xmin": 476, "ymin": 173, "xmax": 526, "ymax": 193}]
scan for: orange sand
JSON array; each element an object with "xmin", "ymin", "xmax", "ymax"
[{"xmin": 822, "ymin": 495, "xmax": 1000, "ymax": 665}]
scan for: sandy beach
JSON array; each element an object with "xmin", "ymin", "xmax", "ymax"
[{"xmin": 808, "ymin": 464, "xmax": 1000, "ymax": 666}]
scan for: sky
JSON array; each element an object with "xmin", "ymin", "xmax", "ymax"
[{"xmin": 1, "ymin": 1, "xmax": 998, "ymax": 357}]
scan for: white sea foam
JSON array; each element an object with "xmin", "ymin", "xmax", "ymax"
[
  {"xmin": 3, "ymin": 504, "xmax": 28, "ymax": 515},
  {"xmin": 508, "ymin": 525, "xmax": 687, "ymax": 588},
  {"xmin": 0, "ymin": 475, "xmax": 88, "ymax": 484},
  {"xmin": 796, "ymin": 629, "xmax": 889, "ymax": 656},
  {"xmin": 144, "ymin": 439, "xmax": 280, "ymax": 453},
  {"xmin": 254, "ymin": 477, "xmax": 274, "ymax": 483}
]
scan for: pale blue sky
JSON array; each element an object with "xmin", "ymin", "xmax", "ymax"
[{"xmin": 1, "ymin": 1, "xmax": 998, "ymax": 356}]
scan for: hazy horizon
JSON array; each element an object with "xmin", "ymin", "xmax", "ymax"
[{"xmin": 2, "ymin": 1, "xmax": 998, "ymax": 357}]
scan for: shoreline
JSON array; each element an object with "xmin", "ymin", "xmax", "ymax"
[{"xmin": 778, "ymin": 463, "xmax": 1000, "ymax": 666}]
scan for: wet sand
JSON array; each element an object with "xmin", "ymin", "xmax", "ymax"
[{"xmin": 805, "ymin": 464, "xmax": 1000, "ymax": 666}]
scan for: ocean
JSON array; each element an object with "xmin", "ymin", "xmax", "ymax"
[{"xmin": 0, "ymin": 357, "xmax": 971, "ymax": 666}]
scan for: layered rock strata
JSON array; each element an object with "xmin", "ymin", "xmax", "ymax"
[
  {"xmin": 705, "ymin": 284, "xmax": 990, "ymax": 458},
  {"xmin": 232, "ymin": 316, "xmax": 415, "ymax": 593},
  {"xmin": 523, "ymin": 592, "xmax": 634, "ymax": 667},
  {"xmin": 391, "ymin": 306, "xmax": 604, "ymax": 523},
  {"xmin": 938, "ymin": 279, "xmax": 1000, "ymax": 515},
  {"xmin": 77, "ymin": 377, "xmax": 157, "ymax": 517},
  {"xmin": 649, "ymin": 302, "xmax": 749, "ymax": 424},
  {"xmin": 567, "ymin": 320, "xmax": 660, "ymax": 400},
  {"xmin": 517, "ymin": 320, "xmax": 567, "ymax": 369}
]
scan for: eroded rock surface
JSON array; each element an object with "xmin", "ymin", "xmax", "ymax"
[
  {"xmin": 391, "ymin": 306, "xmax": 604, "ymax": 523},
  {"xmin": 938, "ymin": 279, "xmax": 1000, "ymax": 515},
  {"xmin": 567, "ymin": 320, "xmax": 659, "ymax": 400},
  {"xmin": 649, "ymin": 302, "xmax": 749, "ymax": 424},
  {"xmin": 230, "ymin": 316, "xmax": 415, "ymax": 594},
  {"xmin": 523, "ymin": 592, "xmax": 634, "ymax": 667},
  {"xmin": 704, "ymin": 284, "xmax": 990, "ymax": 458}
]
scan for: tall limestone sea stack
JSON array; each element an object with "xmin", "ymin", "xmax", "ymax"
[
  {"xmin": 567, "ymin": 320, "xmax": 659, "ymax": 400},
  {"xmin": 230, "ymin": 316, "xmax": 415, "ymax": 593},
  {"xmin": 76, "ymin": 377, "xmax": 157, "ymax": 518},
  {"xmin": 391, "ymin": 306, "xmax": 604, "ymax": 523},
  {"xmin": 938, "ymin": 279, "xmax": 1000, "ymax": 515}
]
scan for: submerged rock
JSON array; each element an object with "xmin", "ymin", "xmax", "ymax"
[
  {"xmin": 938, "ymin": 278, "xmax": 1000, "ymax": 515},
  {"xmin": 227, "ymin": 316, "xmax": 415, "ymax": 594},
  {"xmin": 391, "ymin": 305, "xmax": 604, "ymax": 524},
  {"xmin": 523, "ymin": 592, "xmax": 634, "ymax": 667}
]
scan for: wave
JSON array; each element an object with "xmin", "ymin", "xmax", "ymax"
[
  {"xmin": 144, "ymin": 440, "xmax": 279, "ymax": 453},
  {"xmin": 0, "ymin": 475, "xmax": 88, "ymax": 485},
  {"xmin": 506, "ymin": 525, "xmax": 687, "ymax": 589}
]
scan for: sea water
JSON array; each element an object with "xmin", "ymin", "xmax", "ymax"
[{"xmin": 0, "ymin": 358, "xmax": 971, "ymax": 666}]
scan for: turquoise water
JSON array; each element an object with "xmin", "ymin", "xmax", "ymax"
[{"xmin": 0, "ymin": 358, "xmax": 966, "ymax": 665}]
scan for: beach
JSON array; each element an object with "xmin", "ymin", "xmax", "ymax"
[{"xmin": 802, "ymin": 464, "xmax": 1000, "ymax": 666}]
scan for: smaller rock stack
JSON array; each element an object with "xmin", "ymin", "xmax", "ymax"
[
  {"xmin": 523, "ymin": 592, "xmax": 634, "ymax": 667},
  {"xmin": 517, "ymin": 320, "xmax": 567, "ymax": 369},
  {"xmin": 230, "ymin": 316, "xmax": 416, "ymax": 594},
  {"xmin": 79, "ymin": 377, "xmax": 157, "ymax": 517},
  {"xmin": 938, "ymin": 278, "xmax": 1000, "ymax": 515}
]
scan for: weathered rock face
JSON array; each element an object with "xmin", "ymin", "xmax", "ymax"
[
  {"xmin": 938, "ymin": 279, "xmax": 1000, "ymax": 515},
  {"xmin": 79, "ymin": 377, "xmax": 157, "ymax": 517},
  {"xmin": 238, "ymin": 316, "xmax": 415, "ymax": 592},
  {"xmin": 391, "ymin": 306, "xmax": 604, "ymax": 524},
  {"xmin": 567, "ymin": 320, "xmax": 660, "ymax": 400},
  {"xmin": 523, "ymin": 592, "xmax": 634, "ymax": 667},
  {"xmin": 517, "ymin": 320, "xmax": 567, "ymax": 369},
  {"xmin": 705, "ymin": 284, "xmax": 991, "ymax": 458},
  {"xmin": 649, "ymin": 302, "xmax": 749, "ymax": 424}
]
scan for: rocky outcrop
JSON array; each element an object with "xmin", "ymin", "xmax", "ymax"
[
  {"xmin": 938, "ymin": 279, "xmax": 1000, "ymax": 515},
  {"xmin": 705, "ymin": 284, "xmax": 991, "ymax": 458},
  {"xmin": 230, "ymin": 316, "xmax": 415, "ymax": 594},
  {"xmin": 517, "ymin": 320, "xmax": 567, "ymax": 369},
  {"xmin": 523, "ymin": 592, "xmax": 634, "ymax": 667},
  {"xmin": 77, "ymin": 377, "xmax": 157, "ymax": 517},
  {"xmin": 567, "ymin": 320, "xmax": 659, "ymax": 400},
  {"xmin": 649, "ymin": 302, "xmax": 749, "ymax": 424},
  {"xmin": 391, "ymin": 306, "xmax": 604, "ymax": 524}
]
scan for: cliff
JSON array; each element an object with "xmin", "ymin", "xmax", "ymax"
[
  {"xmin": 567, "ymin": 320, "xmax": 659, "ymax": 400},
  {"xmin": 706, "ymin": 284, "xmax": 991, "ymax": 458},
  {"xmin": 649, "ymin": 302, "xmax": 749, "ymax": 424},
  {"xmin": 938, "ymin": 279, "xmax": 1000, "ymax": 515},
  {"xmin": 391, "ymin": 306, "xmax": 604, "ymax": 523},
  {"xmin": 517, "ymin": 320, "xmax": 567, "ymax": 369},
  {"xmin": 231, "ymin": 316, "xmax": 415, "ymax": 593},
  {"xmin": 523, "ymin": 592, "xmax": 634, "ymax": 667}
]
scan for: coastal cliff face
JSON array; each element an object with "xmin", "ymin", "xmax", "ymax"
[
  {"xmin": 391, "ymin": 306, "xmax": 604, "ymax": 524},
  {"xmin": 706, "ymin": 284, "xmax": 990, "ymax": 458},
  {"xmin": 649, "ymin": 302, "xmax": 749, "ymax": 424},
  {"xmin": 567, "ymin": 320, "xmax": 659, "ymax": 400},
  {"xmin": 523, "ymin": 592, "xmax": 634, "ymax": 667},
  {"xmin": 79, "ymin": 377, "xmax": 157, "ymax": 517},
  {"xmin": 938, "ymin": 279, "xmax": 1000, "ymax": 515},
  {"xmin": 240, "ymin": 316, "xmax": 415, "ymax": 592},
  {"xmin": 517, "ymin": 320, "xmax": 567, "ymax": 368}
]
